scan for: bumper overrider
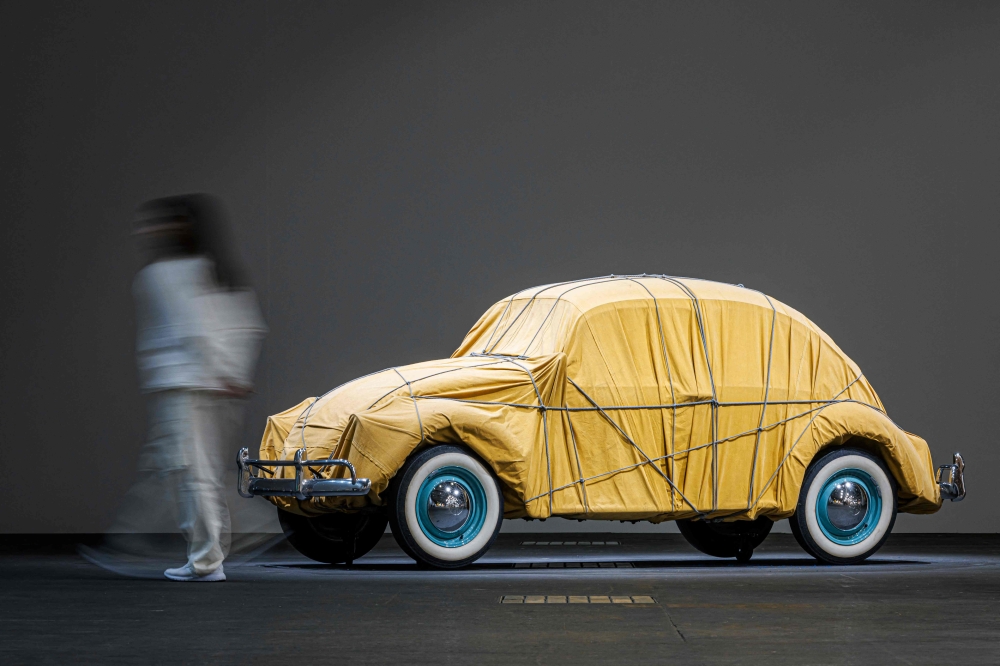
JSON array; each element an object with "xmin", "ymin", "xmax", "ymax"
[
  {"xmin": 937, "ymin": 452, "xmax": 966, "ymax": 502},
  {"xmin": 237, "ymin": 448, "xmax": 371, "ymax": 500}
]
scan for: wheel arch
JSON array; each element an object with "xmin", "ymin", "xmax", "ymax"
[
  {"xmin": 386, "ymin": 436, "xmax": 523, "ymax": 516},
  {"xmin": 776, "ymin": 401, "xmax": 941, "ymax": 516}
]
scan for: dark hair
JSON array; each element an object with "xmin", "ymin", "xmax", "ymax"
[{"xmin": 135, "ymin": 194, "xmax": 249, "ymax": 289}]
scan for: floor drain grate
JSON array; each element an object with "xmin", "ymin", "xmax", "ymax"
[
  {"xmin": 514, "ymin": 562, "xmax": 632, "ymax": 568},
  {"xmin": 501, "ymin": 595, "xmax": 655, "ymax": 604},
  {"xmin": 521, "ymin": 541, "xmax": 620, "ymax": 546}
]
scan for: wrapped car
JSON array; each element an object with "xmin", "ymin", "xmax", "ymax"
[{"xmin": 239, "ymin": 275, "xmax": 965, "ymax": 567}]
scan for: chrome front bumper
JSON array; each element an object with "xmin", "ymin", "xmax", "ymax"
[
  {"xmin": 937, "ymin": 452, "xmax": 966, "ymax": 502},
  {"xmin": 237, "ymin": 448, "xmax": 371, "ymax": 500}
]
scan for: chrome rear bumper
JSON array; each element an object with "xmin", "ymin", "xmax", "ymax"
[
  {"xmin": 237, "ymin": 448, "xmax": 371, "ymax": 500},
  {"xmin": 937, "ymin": 452, "xmax": 966, "ymax": 502}
]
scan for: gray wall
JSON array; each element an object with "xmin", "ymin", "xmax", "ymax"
[{"xmin": 2, "ymin": 1, "xmax": 997, "ymax": 533}]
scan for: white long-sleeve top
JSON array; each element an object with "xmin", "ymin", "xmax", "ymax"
[{"xmin": 133, "ymin": 257, "xmax": 225, "ymax": 392}]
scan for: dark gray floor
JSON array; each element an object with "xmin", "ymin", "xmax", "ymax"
[{"xmin": 1, "ymin": 532, "xmax": 997, "ymax": 665}]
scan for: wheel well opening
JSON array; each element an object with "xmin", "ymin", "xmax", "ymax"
[
  {"xmin": 390, "ymin": 439, "xmax": 518, "ymax": 508},
  {"xmin": 810, "ymin": 435, "xmax": 900, "ymax": 494}
]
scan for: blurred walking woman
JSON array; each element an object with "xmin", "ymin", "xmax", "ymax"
[{"xmin": 131, "ymin": 195, "xmax": 266, "ymax": 582}]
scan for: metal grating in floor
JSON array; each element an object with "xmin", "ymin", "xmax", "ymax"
[
  {"xmin": 500, "ymin": 595, "xmax": 656, "ymax": 604},
  {"xmin": 520, "ymin": 541, "xmax": 621, "ymax": 546},
  {"xmin": 513, "ymin": 562, "xmax": 632, "ymax": 568}
]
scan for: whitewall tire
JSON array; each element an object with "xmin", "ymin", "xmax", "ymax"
[
  {"xmin": 388, "ymin": 445, "xmax": 504, "ymax": 569},
  {"xmin": 790, "ymin": 447, "xmax": 897, "ymax": 565}
]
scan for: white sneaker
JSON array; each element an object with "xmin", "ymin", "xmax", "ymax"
[{"xmin": 163, "ymin": 563, "xmax": 226, "ymax": 582}]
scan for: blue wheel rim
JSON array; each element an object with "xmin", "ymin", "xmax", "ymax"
[
  {"xmin": 415, "ymin": 466, "xmax": 487, "ymax": 547},
  {"xmin": 815, "ymin": 468, "xmax": 882, "ymax": 545}
]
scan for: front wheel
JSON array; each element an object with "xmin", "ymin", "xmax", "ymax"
[
  {"xmin": 677, "ymin": 516, "xmax": 773, "ymax": 562},
  {"xmin": 277, "ymin": 508, "xmax": 388, "ymax": 565},
  {"xmin": 388, "ymin": 445, "xmax": 504, "ymax": 569},
  {"xmin": 790, "ymin": 447, "xmax": 897, "ymax": 565}
]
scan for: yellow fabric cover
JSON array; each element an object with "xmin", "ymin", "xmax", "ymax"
[{"xmin": 260, "ymin": 276, "xmax": 941, "ymax": 520}]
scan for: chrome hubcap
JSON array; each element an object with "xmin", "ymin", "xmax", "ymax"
[
  {"xmin": 825, "ymin": 480, "xmax": 869, "ymax": 531},
  {"xmin": 427, "ymin": 481, "xmax": 471, "ymax": 532}
]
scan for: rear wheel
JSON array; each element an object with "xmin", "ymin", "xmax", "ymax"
[
  {"xmin": 277, "ymin": 508, "xmax": 388, "ymax": 565},
  {"xmin": 388, "ymin": 445, "xmax": 504, "ymax": 569},
  {"xmin": 677, "ymin": 516, "xmax": 773, "ymax": 562},
  {"xmin": 790, "ymin": 447, "xmax": 897, "ymax": 565}
]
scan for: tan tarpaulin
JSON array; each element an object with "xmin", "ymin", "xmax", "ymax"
[{"xmin": 260, "ymin": 276, "xmax": 941, "ymax": 520}]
